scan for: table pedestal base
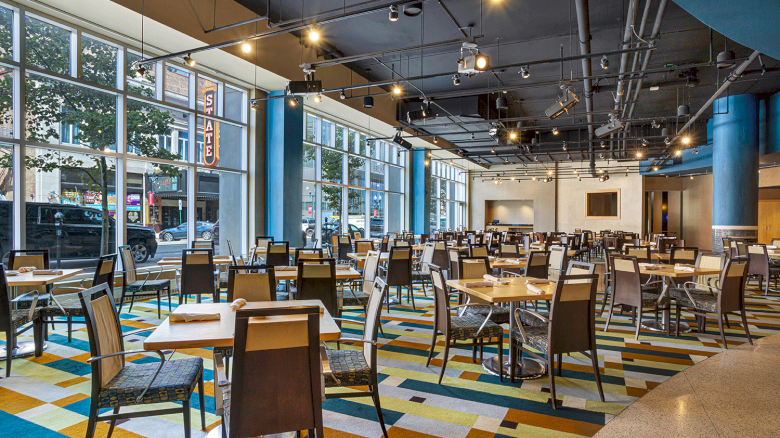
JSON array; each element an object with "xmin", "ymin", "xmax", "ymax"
[
  {"xmin": 0, "ymin": 341, "xmax": 46, "ymax": 360},
  {"xmin": 207, "ymin": 425, "xmax": 296, "ymax": 438},
  {"xmin": 482, "ymin": 356, "xmax": 546, "ymax": 380},
  {"xmin": 641, "ymin": 320, "xmax": 691, "ymax": 333}
]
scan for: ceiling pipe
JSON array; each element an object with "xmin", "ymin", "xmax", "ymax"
[
  {"xmin": 574, "ymin": 0, "xmax": 596, "ymax": 176},
  {"xmin": 612, "ymin": 0, "xmax": 643, "ymax": 158},
  {"xmin": 646, "ymin": 50, "xmax": 760, "ymax": 171}
]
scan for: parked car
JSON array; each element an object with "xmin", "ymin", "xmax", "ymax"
[
  {"xmin": 302, "ymin": 217, "xmax": 315, "ymax": 237},
  {"xmin": 0, "ymin": 201, "xmax": 158, "ymax": 263},
  {"xmin": 159, "ymin": 221, "xmax": 215, "ymax": 241},
  {"xmin": 321, "ymin": 220, "xmax": 364, "ymax": 242},
  {"xmin": 370, "ymin": 218, "xmax": 384, "ymax": 237}
]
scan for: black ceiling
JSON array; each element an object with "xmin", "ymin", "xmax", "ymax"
[{"xmin": 236, "ymin": 0, "xmax": 780, "ymax": 167}]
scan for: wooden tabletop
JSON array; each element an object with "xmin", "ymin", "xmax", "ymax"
[
  {"xmin": 638, "ymin": 265, "xmax": 722, "ymax": 278},
  {"xmin": 346, "ymin": 252, "xmax": 419, "ymax": 262},
  {"xmin": 157, "ymin": 256, "xmax": 234, "ymax": 266},
  {"xmin": 252, "ymin": 247, "xmax": 298, "ymax": 255},
  {"xmin": 489, "ymin": 258, "xmax": 527, "ymax": 269},
  {"xmin": 651, "ymin": 253, "xmax": 671, "ymax": 261},
  {"xmin": 446, "ymin": 277, "xmax": 556, "ymax": 303},
  {"xmin": 273, "ymin": 266, "xmax": 361, "ymax": 280},
  {"xmin": 143, "ymin": 300, "xmax": 341, "ymax": 350},
  {"xmin": 518, "ymin": 248, "xmax": 577, "ymax": 257},
  {"xmin": 6, "ymin": 269, "xmax": 83, "ymax": 286}
]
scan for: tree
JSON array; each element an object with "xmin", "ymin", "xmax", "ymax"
[{"xmin": 0, "ymin": 17, "xmax": 181, "ymax": 257}]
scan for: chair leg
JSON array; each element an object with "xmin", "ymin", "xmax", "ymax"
[
  {"xmin": 556, "ymin": 353, "xmax": 562, "ymax": 376},
  {"xmin": 33, "ymin": 321, "xmax": 43, "ymax": 357},
  {"xmin": 472, "ymin": 339, "xmax": 477, "ymax": 363},
  {"xmin": 157, "ymin": 290, "xmax": 162, "ymax": 319},
  {"xmin": 128, "ymin": 292, "xmax": 136, "ymax": 313},
  {"xmin": 497, "ymin": 337, "xmax": 504, "ymax": 382},
  {"xmin": 167, "ymin": 285, "xmax": 173, "ymax": 312},
  {"xmin": 438, "ymin": 341, "xmax": 451, "ymax": 384},
  {"xmin": 182, "ymin": 398, "xmax": 191, "ymax": 438},
  {"xmin": 5, "ymin": 329, "xmax": 11, "ymax": 377},
  {"xmin": 67, "ymin": 316, "xmax": 72, "ymax": 342},
  {"xmin": 724, "ymin": 313, "xmax": 730, "ymax": 329},
  {"xmin": 408, "ymin": 285, "xmax": 416, "ymax": 310},
  {"xmin": 225, "ymin": 355, "xmax": 230, "ymax": 379},
  {"xmin": 107, "ymin": 407, "xmax": 120, "ymax": 438},
  {"xmin": 741, "ymin": 310, "xmax": 753, "ymax": 345},
  {"xmin": 118, "ymin": 289, "xmax": 127, "ymax": 314},
  {"xmin": 548, "ymin": 357, "xmax": 557, "ymax": 409},
  {"xmin": 603, "ymin": 299, "xmax": 616, "ymax": 332},
  {"xmin": 370, "ymin": 382, "xmax": 389, "ymax": 438},
  {"xmin": 675, "ymin": 304, "xmax": 681, "ymax": 337},
  {"xmin": 85, "ymin": 401, "xmax": 99, "ymax": 438},
  {"xmin": 198, "ymin": 372, "xmax": 206, "ymax": 430},
  {"xmin": 425, "ymin": 331, "xmax": 437, "ymax": 367},
  {"xmin": 591, "ymin": 343, "xmax": 605, "ymax": 402},
  {"xmin": 635, "ymin": 307, "xmax": 643, "ymax": 340},
  {"xmin": 717, "ymin": 314, "xmax": 728, "ymax": 349}
]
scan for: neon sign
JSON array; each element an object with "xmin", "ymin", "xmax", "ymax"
[{"xmin": 202, "ymin": 84, "xmax": 220, "ymax": 166}]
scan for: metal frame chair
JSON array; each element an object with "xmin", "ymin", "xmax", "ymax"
[
  {"xmin": 604, "ymin": 254, "xmax": 668, "ymax": 339},
  {"xmin": 1, "ymin": 264, "xmax": 44, "ymax": 377},
  {"xmin": 266, "ymin": 241, "xmax": 290, "ymax": 267},
  {"xmin": 383, "ymin": 246, "xmax": 415, "ymax": 310},
  {"xmin": 118, "ymin": 245, "xmax": 171, "ymax": 318},
  {"xmin": 296, "ymin": 258, "xmax": 339, "ymax": 317},
  {"xmin": 179, "ymin": 248, "xmax": 217, "ymax": 304}
]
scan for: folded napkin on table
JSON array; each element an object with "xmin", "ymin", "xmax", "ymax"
[
  {"xmin": 483, "ymin": 274, "xmax": 510, "ymax": 285},
  {"xmin": 638, "ymin": 263, "xmax": 662, "ymax": 270},
  {"xmin": 503, "ymin": 258, "xmax": 521, "ymax": 264},
  {"xmin": 488, "ymin": 256, "xmax": 495, "ymax": 261},
  {"xmin": 230, "ymin": 298, "xmax": 247, "ymax": 311},
  {"xmin": 674, "ymin": 264, "xmax": 695, "ymax": 272},
  {"xmin": 277, "ymin": 266, "xmax": 297, "ymax": 271},
  {"xmin": 527, "ymin": 284, "xmax": 545, "ymax": 295},
  {"xmin": 525, "ymin": 279, "xmax": 550, "ymax": 285},
  {"xmin": 170, "ymin": 312, "xmax": 221, "ymax": 322},
  {"xmin": 17, "ymin": 266, "xmax": 36, "ymax": 273},
  {"xmin": 33, "ymin": 269, "xmax": 63, "ymax": 275},
  {"xmin": 5, "ymin": 270, "xmax": 17, "ymax": 276},
  {"xmin": 463, "ymin": 281, "xmax": 494, "ymax": 288}
]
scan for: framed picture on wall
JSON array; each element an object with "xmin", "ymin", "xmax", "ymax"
[{"xmin": 585, "ymin": 189, "xmax": 620, "ymax": 219}]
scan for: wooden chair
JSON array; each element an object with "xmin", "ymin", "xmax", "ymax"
[
  {"xmin": 426, "ymin": 265, "xmax": 504, "ymax": 384},
  {"xmin": 468, "ymin": 243, "xmax": 489, "ymax": 257},
  {"xmin": 383, "ymin": 247, "xmax": 414, "ymax": 310},
  {"xmin": 1, "ymin": 264, "xmax": 44, "ymax": 377},
  {"xmin": 179, "ymin": 249, "xmax": 217, "ymax": 304},
  {"xmin": 516, "ymin": 262, "xmax": 596, "ymax": 327},
  {"xmin": 671, "ymin": 257, "xmax": 752, "ymax": 347},
  {"xmin": 323, "ymin": 278, "xmax": 389, "ymax": 437},
  {"xmin": 604, "ymin": 255, "xmax": 669, "ymax": 338},
  {"xmin": 214, "ymin": 305, "xmax": 323, "ymax": 438},
  {"xmin": 747, "ymin": 244, "xmax": 780, "ymax": 295},
  {"xmin": 77, "ymin": 283, "xmax": 205, "ymax": 438},
  {"xmin": 265, "ymin": 241, "xmax": 290, "ymax": 267},
  {"xmin": 44, "ymin": 254, "xmax": 117, "ymax": 342},
  {"xmin": 511, "ymin": 273, "xmax": 604, "ymax": 406},
  {"xmin": 118, "ymin": 245, "xmax": 172, "ymax": 318},
  {"xmin": 7, "ymin": 249, "xmax": 51, "ymax": 310},
  {"xmin": 296, "ymin": 258, "xmax": 338, "ymax": 317},
  {"xmin": 295, "ymin": 248, "xmax": 323, "ymax": 265},
  {"xmin": 457, "ymin": 256, "xmax": 510, "ymax": 324}
]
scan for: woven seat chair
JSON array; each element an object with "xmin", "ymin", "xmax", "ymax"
[
  {"xmin": 381, "ymin": 247, "xmax": 415, "ymax": 310},
  {"xmin": 518, "ymin": 261, "xmax": 595, "ymax": 327},
  {"xmin": 118, "ymin": 245, "xmax": 171, "ymax": 317},
  {"xmin": 411, "ymin": 242, "xmax": 435, "ymax": 296},
  {"xmin": 746, "ymin": 244, "xmax": 780, "ymax": 295},
  {"xmin": 511, "ymin": 273, "xmax": 604, "ymax": 404},
  {"xmin": 604, "ymin": 254, "xmax": 669, "ymax": 338},
  {"xmin": 7, "ymin": 250, "xmax": 51, "ymax": 310},
  {"xmin": 1, "ymin": 265, "xmax": 44, "ymax": 377},
  {"xmin": 457, "ymin": 256, "xmax": 510, "ymax": 325},
  {"xmin": 78, "ymin": 283, "xmax": 204, "ymax": 438},
  {"xmin": 425, "ymin": 265, "xmax": 504, "ymax": 384},
  {"xmin": 296, "ymin": 258, "xmax": 339, "ymax": 317}
]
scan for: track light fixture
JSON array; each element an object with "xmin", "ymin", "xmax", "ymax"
[
  {"xmin": 392, "ymin": 84, "xmax": 402, "ymax": 95},
  {"xmin": 600, "ymin": 55, "xmax": 609, "ymax": 70},
  {"xmin": 534, "ymin": 155, "xmax": 538, "ymax": 161},
  {"xmin": 653, "ymin": 166, "xmax": 659, "ymax": 171},
  {"xmin": 427, "ymin": 151, "xmax": 431, "ymax": 157},
  {"xmin": 452, "ymin": 74, "xmax": 460, "ymax": 86},
  {"xmin": 340, "ymin": 90, "xmax": 346, "ymax": 100},
  {"xmin": 682, "ymin": 135, "xmax": 691, "ymax": 145},
  {"xmin": 599, "ymin": 153, "xmax": 604, "ymax": 159},
  {"xmin": 389, "ymin": 5, "xmax": 399, "ymax": 21},
  {"xmin": 496, "ymin": 95, "xmax": 508, "ymax": 110},
  {"xmin": 547, "ymin": 169, "xmax": 553, "ymax": 175},
  {"xmin": 562, "ymin": 142, "xmax": 567, "ymax": 151},
  {"xmin": 450, "ymin": 159, "xmax": 454, "ymax": 165},
  {"xmin": 651, "ymin": 120, "xmax": 660, "ymax": 129},
  {"xmin": 491, "ymin": 147, "xmax": 496, "ymax": 153},
  {"xmin": 636, "ymin": 151, "xmax": 643, "ymax": 158},
  {"xmin": 552, "ymin": 127, "xmax": 559, "ymax": 135},
  {"xmin": 545, "ymin": 86, "xmax": 579, "ymax": 119},
  {"xmin": 313, "ymin": 94, "xmax": 322, "ymax": 103},
  {"xmin": 308, "ymin": 27, "xmax": 320, "ymax": 42},
  {"xmin": 664, "ymin": 137, "xmax": 671, "ymax": 146},
  {"xmin": 135, "ymin": 65, "xmax": 146, "ymax": 77},
  {"xmin": 532, "ymin": 176, "xmax": 537, "ymax": 181},
  {"xmin": 363, "ymin": 96, "xmax": 374, "ymax": 108},
  {"xmin": 183, "ymin": 54, "xmax": 195, "ymax": 66},
  {"xmin": 504, "ymin": 157, "xmax": 509, "ymax": 164},
  {"xmin": 693, "ymin": 148, "xmax": 699, "ymax": 154},
  {"xmin": 509, "ymin": 131, "xmax": 517, "ymax": 140},
  {"xmin": 470, "ymin": 133, "xmax": 475, "ymax": 141},
  {"xmin": 241, "ymin": 41, "xmax": 251, "ymax": 54},
  {"xmin": 519, "ymin": 65, "xmax": 530, "ymax": 79},
  {"xmin": 675, "ymin": 150, "xmax": 682, "ymax": 156},
  {"xmin": 289, "ymin": 97, "xmax": 299, "ymax": 107},
  {"xmin": 642, "ymin": 138, "xmax": 649, "ymax": 146},
  {"xmin": 433, "ymin": 136, "xmax": 438, "ymax": 144},
  {"xmin": 424, "ymin": 159, "xmax": 429, "ymax": 166},
  {"xmin": 566, "ymin": 153, "xmax": 571, "ymax": 160},
  {"xmin": 600, "ymin": 140, "xmax": 605, "ymax": 148}
]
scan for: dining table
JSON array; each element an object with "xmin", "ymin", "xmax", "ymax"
[
  {"xmin": 157, "ymin": 255, "xmax": 234, "ymax": 266},
  {"xmin": 446, "ymin": 276, "xmax": 556, "ymax": 379},
  {"xmin": 346, "ymin": 252, "xmax": 419, "ymax": 262},
  {"xmin": 272, "ymin": 265, "xmax": 361, "ymax": 281}
]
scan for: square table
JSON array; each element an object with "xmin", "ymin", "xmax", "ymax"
[{"xmin": 447, "ymin": 277, "xmax": 556, "ymax": 380}]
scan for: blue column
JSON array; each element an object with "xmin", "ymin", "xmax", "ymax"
[
  {"xmin": 767, "ymin": 91, "xmax": 780, "ymax": 154},
  {"xmin": 712, "ymin": 94, "xmax": 759, "ymax": 251},
  {"xmin": 265, "ymin": 90, "xmax": 304, "ymax": 246},
  {"xmin": 410, "ymin": 149, "xmax": 431, "ymax": 235}
]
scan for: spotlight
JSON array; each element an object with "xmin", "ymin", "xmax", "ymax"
[
  {"xmin": 241, "ymin": 41, "xmax": 251, "ymax": 54},
  {"xmin": 458, "ymin": 52, "xmax": 490, "ymax": 74},
  {"xmin": 340, "ymin": 90, "xmax": 346, "ymax": 100},
  {"xmin": 289, "ymin": 97, "xmax": 299, "ymax": 107},
  {"xmin": 532, "ymin": 176, "xmax": 537, "ymax": 181},
  {"xmin": 433, "ymin": 136, "xmax": 438, "ymax": 144},
  {"xmin": 545, "ymin": 88, "xmax": 579, "ymax": 119},
  {"xmin": 392, "ymin": 84, "xmax": 402, "ymax": 95},
  {"xmin": 475, "ymin": 54, "xmax": 489, "ymax": 70},
  {"xmin": 716, "ymin": 50, "xmax": 736, "ymax": 69},
  {"xmin": 574, "ymin": 169, "xmax": 577, "ymax": 173},
  {"xmin": 599, "ymin": 176, "xmax": 604, "ymax": 182},
  {"xmin": 453, "ymin": 74, "xmax": 460, "ymax": 86},
  {"xmin": 534, "ymin": 155, "xmax": 538, "ymax": 161},
  {"xmin": 450, "ymin": 159, "xmax": 454, "ymax": 165},
  {"xmin": 389, "ymin": 5, "xmax": 399, "ymax": 21},
  {"xmin": 519, "ymin": 66, "xmax": 530, "ymax": 79},
  {"xmin": 599, "ymin": 153, "xmax": 604, "ymax": 159},
  {"xmin": 470, "ymin": 133, "xmax": 475, "ymax": 141},
  {"xmin": 600, "ymin": 55, "xmax": 609, "ymax": 70},
  {"xmin": 693, "ymin": 148, "xmax": 699, "ymax": 154},
  {"xmin": 547, "ymin": 169, "xmax": 553, "ymax": 175},
  {"xmin": 491, "ymin": 147, "xmax": 496, "ymax": 154},
  {"xmin": 363, "ymin": 96, "xmax": 374, "ymax": 108},
  {"xmin": 653, "ymin": 166, "xmax": 659, "ymax": 171},
  {"xmin": 636, "ymin": 151, "xmax": 643, "ymax": 158},
  {"xmin": 690, "ymin": 175, "xmax": 694, "ymax": 179},
  {"xmin": 403, "ymin": 2, "xmax": 423, "ymax": 17},
  {"xmin": 595, "ymin": 117, "xmax": 624, "ymax": 138},
  {"xmin": 552, "ymin": 127, "xmax": 559, "ymax": 135},
  {"xmin": 308, "ymin": 27, "xmax": 320, "ymax": 42},
  {"xmin": 566, "ymin": 153, "xmax": 571, "ymax": 159},
  {"xmin": 183, "ymin": 54, "xmax": 196, "ymax": 66},
  {"xmin": 675, "ymin": 150, "xmax": 682, "ymax": 156},
  {"xmin": 424, "ymin": 159, "xmax": 430, "ymax": 166},
  {"xmin": 504, "ymin": 157, "xmax": 509, "ymax": 164},
  {"xmin": 641, "ymin": 138, "xmax": 649, "ymax": 146},
  {"xmin": 562, "ymin": 142, "xmax": 567, "ymax": 151},
  {"xmin": 682, "ymin": 136, "xmax": 691, "ymax": 144},
  {"xmin": 313, "ymin": 94, "xmax": 322, "ymax": 103},
  {"xmin": 600, "ymin": 140, "xmax": 605, "ymax": 148},
  {"xmin": 509, "ymin": 131, "xmax": 517, "ymax": 140},
  {"xmin": 664, "ymin": 137, "xmax": 671, "ymax": 146},
  {"xmin": 511, "ymin": 175, "xmax": 515, "ymax": 180},
  {"xmin": 135, "ymin": 65, "xmax": 146, "ymax": 77},
  {"xmin": 496, "ymin": 95, "xmax": 508, "ymax": 110}
]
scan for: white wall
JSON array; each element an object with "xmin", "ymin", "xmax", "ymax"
[
  {"xmin": 485, "ymin": 200, "xmax": 534, "ymax": 224},
  {"xmin": 556, "ymin": 172, "xmax": 644, "ymax": 234},
  {"xmin": 469, "ymin": 179, "xmax": 556, "ymax": 232}
]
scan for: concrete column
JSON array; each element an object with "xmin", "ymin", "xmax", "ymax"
[
  {"xmin": 711, "ymin": 94, "xmax": 759, "ymax": 251},
  {"xmin": 265, "ymin": 91, "xmax": 303, "ymax": 246},
  {"xmin": 410, "ymin": 149, "xmax": 431, "ymax": 235}
]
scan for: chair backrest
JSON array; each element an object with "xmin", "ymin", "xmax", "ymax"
[
  {"xmin": 566, "ymin": 261, "xmax": 595, "ymax": 276},
  {"xmin": 227, "ymin": 265, "xmax": 276, "ymax": 302},
  {"xmin": 295, "ymin": 248, "xmax": 323, "ymax": 265},
  {"xmin": 362, "ymin": 278, "xmax": 387, "ymax": 369},
  {"xmin": 228, "ymin": 306, "xmax": 323, "ymax": 437},
  {"xmin": 500, "ymin": 243, "xmax": 520, "ymax": 257},
  {"xmin": 717, "ymin": 257, "xmax": 749, "ymax": 313},
  {"xmin": 420, "ymin": 242, "xmax": 436, "ymax": 274},
  {"xmin": 625, "ymin": 245, "xmax": 652, "ymax": 263},
  {"xmin": 428, "ymin": 265, "xmax": 451, "ymax": 335},
  {"xmin": 393, "ymin": 239, "xmax": 410, "ymax": 248},
  {"xmin": 192, "ymin": 240, "xmax": 215, "ymax": 251},
  {"xmin": 447, "ymin": 248, "xmax": 460, "ymax": 278},
  {"xmin": 546, "ymin": 273, "xmax": 599, "ymax": 355},
  {"xmin": 266, "ymin": 241, "xmax": 290, "ymax": 267},
  {"xmin": 610, "ymin": 254, "xmax": 642, "ymax": 308},
  {"xmin": 296, "ymin": 258, "xmax": 338, "ymax": 317},
  {"xmin": 458, "ymin": 256, "xmax": 490, "ymax": 279},
  {"xmin": 8, "ymin": 249, "xmax": 49, "ymax": 270},
  {"xmin": 227, "ymin": 239, "xmax": 235, "ymax": 257},
  {"xmin": 181, "ymin": 249, "xmax": 216, "ymax": 297},
  {"xmin": 385, "ymin": 247, "xmax": 412, "ymax": 287},
  {"xmin": 256, "ymin": 236, "xmax": 273, "ymax": 250},
  {"xmin": 92, "ymin": 254, "xmax": 117, "ymax": 289},
  {"xmin": 548, "ymin": 245, "xmax": 568, "ymax": 272},
  {"xmin": 77, "ymin": 284, "xmax": 126, "ymax": 389},
  {"xmin": 525, "ymin": 251, "xmax": 550, "ymax": 279},
  {"xmin": 670, "ymin": 246, "xmax": 698, "ymax": 265},
  {"xmin": 696, "ymin": 252, "xmax": 726, "ymax": 286},
  {"xmin": 118, "ymin": 245, "xmax": 137, "ymax": 284},
  {"xmin": 355, "ymin": 241, "xmax": 373, "ymax": 253},
  {"xmin": 747, "ymin": 244, "xmax": 769, "ymax": 277},
  {"xmin": 380, "ymin": 236, "xmax": 390, "ymax": 252},
  {"xmin": 771, "ymin": 238, "xmax": 780, "ymax": 248},
  {"xmin": 0, "ymin": 265, "xmax": 13, "ymax": 335},
  {"xmin": 362, "ymin": 250, "xmax": 381, "ymax": 291},
  {"xmin": 468, "ymin": 244, "xmax": 489, "ymax": 257}
]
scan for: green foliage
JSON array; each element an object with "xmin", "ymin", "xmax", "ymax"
[{"xmin": 303, "ymin": 133, "xmax": 365, "ymax": 219}]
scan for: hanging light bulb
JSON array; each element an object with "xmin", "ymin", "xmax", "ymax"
[
  {"xmin": 491, "ymin": 147, "xmax": 496, "ymax": 154},
  {"xmin": 308, "ymin": 27, "xmax": 320, "ymax": 41},
  {"xmin": 135, "ymin": 65, "xmax": 146, "ymax": 77},
  {"xmin": 547, "ymin": 169, "xmax": 553, "ymax": 175},
  {"xmin": 653, "ymin": 166, "xmax": 659, "ymax": 171},
  {"xmin": 682, "ymin": 135, "xmax": 691, "ymax": 144},
  {"xmin": 339, "ymin": 90, "xmax": 346, "ymax": 100},
  {"xmin": 509, "ymin": 131, "xmax": 517, "ymax": 140},
  {"xmin": 470, "ymin": 133, "xmax": 475, "ymax": 141},
  {"xmin": 389, "ymin": 5, "xmax": 399, "ymax": 21},
  {"xmin": 636, "ymin": 151, "xmax": 643, "ymax": 158},
  {"xmin": 532, "ymin": 176, "xmax": 537, "ymax": 181},
  {"xmin": 552, "ymin": 127, "xmax": 559, "ymax": 135},
  {"xmin": 675, "ymin": 150, "xmax": 682, "ymax": 156},
  {"xmin": 392, "ymin": 84, "xmax": 402, "ymax": 95},
  {"xmin": 241, "ymin": 41, "xmax": 251, "ymax": 54},
  {"xmin": 433, "ymin": 136, "xmax": 438, "ymax": 144},
  {"xmin": 600, "ymin": 140, "xmax": 605, "ymax": 148},
  {"xmin": 424, "ymin": 159, "xmax": 429, "ymax": 166},
  {"xmin": 313, "ymin": 94, "xmax": 322, "ymax": 103}
]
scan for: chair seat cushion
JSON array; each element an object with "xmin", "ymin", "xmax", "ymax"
[
  {"xmin": 98, "ymin": 357, "xmax": 203, "ymax": 408},
  {"xmin": 42, "ymin": 297, "xmax": 84, "ymax": 317},
  {"xmin": 339, "ymin": 289, "xmax": 368, "ymax": 308},
  {"xmin": 11, "ymin": 309, "xmax": 38, "ymax": 329},
  {"xmin": 15, "ymin": 293, "xmax": 50, "ymax": 309},
  {"xmin": 517, "ymin": 310, "xmax": 549, "ymax": 327},
  {"xmin": 449, "ymin": 315, "xmax": 503, "ymax": 341},
  {"xmin": 669, "ymin": 288, "xmax": 718, "ymax": 312},
  {"xmin": 465, "ymin": 304, "xmax": 511, "ymax": 324},
  {"xmin": 511, "ymin": 325, "xmax": 549, "ymax": 354},
  {"xmin": 324, "ymin": 349, "xmax": 371, "ymax": 387},
  {"xmin": 641, "ymin": 291, "xmax": 669, "ymax": 307},
  {"xmin": 126, "ymin": 279, "xmax": 171, "ymax": 292}
]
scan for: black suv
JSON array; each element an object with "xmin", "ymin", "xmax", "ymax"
[{"xmin": 0, "ymin": 201, "xmax": 158, "ymax": 264}]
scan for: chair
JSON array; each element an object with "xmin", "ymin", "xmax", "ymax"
[
  {"xmin": 625, "ymin": 245, "xmax": 652, "ymax": 263},
  {"xmin": 747, "ymin": 244, "xmax": 780, "ymax": 295},
  {"xmin": 379, "ymin": 236, "xmax": 390, "ymax": 252},
  {"xmin": 458, "ymin": 256, "xmax": 510, "ymax": 324},
  {"xmin": 517, "ymin": 262, "xmax": 596, "ymax": 327},
  {"xmin": 469, "ymin": 243, "xmax": 489, "ymax": 258},
  {"xmin": 355, "ymin": 240, "xmax": 374, "ymax": 254},
  {"xmin": 191, "ymin": 240, "xmax": 215, "ymax": 251},
  {"xmin": 323, "ymin": 278, "xmax": 389, "ymax": 437},
  {"xmin": 266, "ymin": 241, "xmax": 290, "ymax": 267},
  {"xmin": 296, "ymin": 258, "xmax": 338, "ymax": 317},
  {"xmin": 426, "ymin": 265, "xmax": 504, "ymax": 384},
  {"xmin": 511, "ymin": 273, "xmax": 604, "ymax": 405},
  {"xmin": 412, "ymin": 242, "xmax": 435, "ymax": 296},
  {"xmin": 77, "ymin": 283, "xmax": 205, "ymax": 438},
  {"xmin": 393, "ymin": 239, "xmax": 410, "ymax": 248},
  {"xmin": 7, "ymin": 249, "xmax": 51, "ymax": 309},
  {"xmin": 604, "ymin": 255, "xmax": 669, "ymax": 338},
  {"xmin": 500, "ymin": 243, "xmax": 520, "ymax": 257},
  {"xmin": 43, "ymin": 254, "xmax": 117, "ymax": 342},
  {"xmin": 383, "ymin": 247, "xmax": 415, "ymax": 310},
  {"xmin": 214, "ymin": 305, "xmax": 323, "ymax": 438},
  {"xmin": 341, "ymin": 251, "xmax": 380, "ymax": 314},
  {"xmin": 670, "ymin": 246, "xmax": 699, "ymax": 265},
  {"xmin": 179, "ymin": 249, "xmax": 217, "ymax": 304},
  {"xmin": 295, "ymin": 248, "xmax": 323, "ymax": 265},
  {"xmin": 255, "ymin": 235, "xmax": 273, "ymax": 249},
  {"xmin": 671, "ymin": 257, "xmax": 752, "ymax": 347},
  {"xmin": 1, "ymin": 264, "xmax": 44, "ymax": 377},
  {"xmin": 447, "ymin": 247, "xmax": 461, "ymax": 278},
  {"xmin": 547, "ymin": 245, "xmax": 568, "ymax": 281},
  {"xmin": 336, "ymin": 235, "xmax": 353, "ymax": 262},
  {"xmin": 118, "ymin": 245, "xmax": 171, "ymax": 318},
  {"xmin": 524, "ymin": 251, "xmax": 551, "ymax": 279}
]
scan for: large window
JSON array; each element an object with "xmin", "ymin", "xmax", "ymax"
[
  {"xmin": 431, "ymin": 161, "xmax": 466, "ymax": 231},
  {"xmin": 304, "ymin": 112, "xmax": 405, "ymax": 239},
  {"xmin": 0, "ymin": 3, "xmax": 249, "ymax": 269}
]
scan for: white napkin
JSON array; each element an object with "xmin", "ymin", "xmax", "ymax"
[
  {"xmin": 230, "ymin": 298, "xmax": 247, "ymax": 311},
  {"xmin": 525, "ymin": 279, "xmax": 550, "ymax": 285},
  {"xmin": 170, "ymin": 312, "xmax": 221, "ymax": 322},
  {"xmin": 483, "ymin": 274, "xmax": 510, "ymax": 285},
  {"xmin": 504, "ymin": 258, "xmax": 521, "ymax": 264},
  {"xmin": 638, "ymin": 263, "xmax": 662, "ymax": 270},
  {"xmin": 674, "ymin": 265, "xmax": 695, "ymax": 272},
  {"xmin": 527, "ymin": 284, "xmax": 545, "ymax": 295},
  {"xmin": 463, "ymin": 281, "xmax": 494, "ymax": 288}
]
